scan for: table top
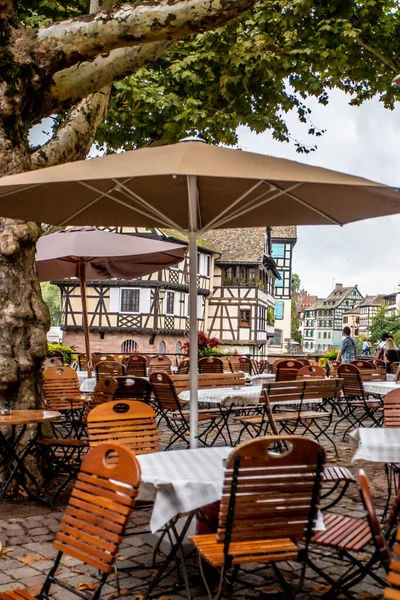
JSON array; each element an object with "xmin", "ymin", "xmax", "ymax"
[
  {"xmin": 137, "ymin": 446, "xmax": 231, "ymax": 532},
  {"xmin": 350, "ymin": 427, "xmax": 400, "ymax": 463},
  {"xmin": 0, "ymin": 410, "xmax": 60, "ymax": 426},
  {"xmin": 178, "ymin": 385, "xmax": 262, "ymax": 406},
  {"xmin": 363, "ymin": 381, "xmax": 400, "ymax": 395}
]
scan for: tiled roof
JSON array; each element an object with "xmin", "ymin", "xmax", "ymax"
[
  {"xmin": 161, "ymin": 229, "xmax": 218, "ymax": 253},
  {"xmin": 202, "ymin": 228, "xmax": 266, "ymax": 263},
  {"xmin": 271, "ymin": 226, "xmax": 297, "ymax": 240},
  {"xmin": 298, "ymin": 295, "xmax": 318, "ymax": 311},
  {"xmin": 323, "ymin": 285, "xmax": 362, "ymax": 308},
  {"xmin": 357, "ymin": 294, "xmax": 385, "ymax": 307}
]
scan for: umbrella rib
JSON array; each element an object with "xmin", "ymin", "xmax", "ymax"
[
  {"xmin": 112, "ymin": 180, "xmax": 183, "ymax": 231},
  {"xmin": 0, "ymin": 183, "xmax": 41, "ymax": 199},
  {"xmin": 203, "ymin": 180, "xmax": 267, "ymax": 231},
  {"xmin": 271, "ymin": 182, "xmax": 343, "ymax": 226},
  {"xmin": 203, "ymin": 182, "xmax": 304, "ymax": 231},
  {"xmin": 57, "ymin": 179, "xmax": 133, "ymax": 226}
]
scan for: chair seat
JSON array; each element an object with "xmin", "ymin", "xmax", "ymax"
[
  {"xmin": 272, "ymin": 410, "xmax": 329, "ymax": 422},
  {"xmin": 311, "ymin": 513, "xmax": 372, "ymax": 552},
  {"xmin": 0, "ymin": 590, "xmax": 36, "ymax": 600},
  {"xmin": 322, "ymin": 466, "xmax": 356, "ymax": 483},
  {"xmin": 189, "ymin": 533, "xmax": 298, "ymax": 567},
  {"xmin": 36, "ymin": 437, "xmax": 89, "ymax": 448},
  {"xmin": 172, "ymin": 412, "xmax": 217, "ymax": 422}
]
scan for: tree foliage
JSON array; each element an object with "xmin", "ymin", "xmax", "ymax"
[
  {"xmin": 291, "ymin": 273, "xmax": 302, "ymax": 343},
  {"xmin": 370, "ymin": 304, "xmax": 400, "ymax": 344},
  {"xmin": 40, "ymin": 282, "xmax": 61, "ymax": 327}
]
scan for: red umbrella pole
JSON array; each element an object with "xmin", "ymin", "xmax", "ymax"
[{"xmin": 78, "ymin": 259, "xmax": 93, "ymax": 378}]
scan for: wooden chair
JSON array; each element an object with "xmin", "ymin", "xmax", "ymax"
[
  {"xmin": 295, "ymin": 358, "xmax": 311, "ymax": 366},
  {"xmin": 148, "ymin": 354, "xmax": 172, "ymax": 374},
  {"xmin": 375, "ymin": 359, "xmax": 386, "ymax": 369},
  {"xmin": 334, "ymin": 363, "xmax": 383, "ymax": 437},
  {"xmin": 326, "ymin": 360, "xmax": 340, "ymax": 378},
  {"xmin": 309, "ymin": 469, "xmax": 393, "ymax": 599},
  {"xmin": 177, "ymin": 358, "xmax": 190, "ymax": 374},
  {"xmin": 43, "ymin": 366, "xmax": 84, "ymax": 420},
  {"xmin": 189, "ymin": 436, "xmax": 325, "ymax": 600},
  {"xmin": 235, "ymin": 379, "xmax": 342, "ymax": 455},
  {"xmin": 198, "ymin": 356, "xmax": 224, "ymax": 374},
  {"xmin": 42, "ymin": 357, "xmax": 63, "ymax": 369},
  {"xmin": 275, "ymin": 359, "xmax": 303, "ymax": 382},
  {"xmin": 296, "ymin": 365, "xmax": 326, "ymax": 379},
  {"xmin": 113, "ymin": 376, "xmax": 152, "ymax": 403},
  {"xmin": 0, "ymin": 443, "xmax": 140, "ymax": 600},
  {"xmin": 150, "ymin": 372, "xmax": 220, "ymax": 449},
  {"xmin": 92, "ymin": 354, "xmax": 116, "ymax": 367},
  {"xmin": 351, "ymin": 359, "xmax": 374, "ymax": 369},
  {"xmin": 384, "ymin": 527, "xmax": 400, "ymax": 598},
  {"xmin": 391, "ymin": 362, "xmax": 400, "ymax": 375},
  {"xmin": 236, "ymin": 356, "xmax": 252, "ymax": 374},
  {"xmin": 78, "ymin": 352, "xmax": 89, "ymax": 370},
  {"xmin": 88, "ymin": 400, "xmax": 160, "ymax": 455},
  {"xmin": 88, "ymin": 377, "xmax": 118, "ymax": 408},
  {"xmin": 95, "ymin": 360, "xmax": 126, "ymax": 381},
  {"xmin": 122, "ymin": 354, "xmax": 147, "ymax": 377},
  {"xmin": 48, "ymin": 349, "xmax": 64, "ymax": 361}
]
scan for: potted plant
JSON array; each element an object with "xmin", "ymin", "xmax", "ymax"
[
  {"xmin": 232, "ymin": 276, "xmax": 238, "ymax": 285},
  {"xmin": 241, "ymin": 278, "xmax": 247, "ymax": 286},
  {"xmin": 249, "ymin": 277, "xmax": 255, "ymax": 286},
  {"xmin": 224, "ymin": 277, "xmax": 232, "ymax": 285},
  {"xmin": 267, "ymin": 307, "xmax": 275, "ymax": 326}
]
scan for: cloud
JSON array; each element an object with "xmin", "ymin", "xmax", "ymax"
[{"xmin": 238, "ymin": 89, "xmax": 400, "ymax": 297}]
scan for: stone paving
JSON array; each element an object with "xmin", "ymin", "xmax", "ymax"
[{"xmin": 0, "ymin": 411, "xmax": 394, "ymax": 599}]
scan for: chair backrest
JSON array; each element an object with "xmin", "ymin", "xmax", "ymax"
[
  {"xmin": 87, "ymin": 401, "xmax": 160, "ymax": 454},
  {"xmin": 78, "ymin": 352, "xmax": 88, "ymax": 370},
  {"xmin": 374, "ymin": 359, "xmax": 386, "ymax": 369},
  {"xmin": 198, "ymin": 356, "xmax": 224, "ymax": 374},
  {"xmin": 92, "ymin": 354, "xmax": 116, "ymax": 366},
  {"xmin": 275, "ymin": 360, "xmax": 303, "ymax": 382},
  {"xmin": 113, "ymin": 376, "xmax": 152, "ymax": 402},
  {"xmin": 48, "ymin": 350, "xmax": 64, "ymax": 360},
  {"xmin": 337, "ymin": 363, "xmax": 364, "ymax": 397},
  {"xmin": 258, "ymin": 359, "xmax": 269, "ymax": 374},
  {"xmin": 123, "ymin": 354, "xmax": 147, "ymax": 377},
  {"xmin": 148, "ymin": 354, "xmax": 172, "ymax": 374},
  {"xmin": 326, "ymin": 360, "xmax": 340, "ymax": 378},
  {"xmin": 351, "ymin": 360, "xmax": 374, "ymax": 370},
  {"xmin": 217, "ymin": 436, "xmax": 325, "ymax": 548},
  {"xmin": 295, "ymin": 358, "xmax": 311, "ymax": 367},
  {"xmin": 43, "ymin": 366, "xmax": 82, "ymax": 410},
  {"xmin": 53, "ymin": 443, "xmax": 140, "ymax": 574},
  {"xmin": 43, "ymin": 357, "xmax": 63, "ymax": 370},
  {"xmin": 262, "ymin": 378, "xmax": 342, "ymax": 408},
  {"xmin": 359, "ymin": 469, "xmax": 391, "ymax": 572},
  {"xmin": 89, "ymin": 377, "xmax": 118, "ymax": 408},
  {"xmin": 171, "ymin": 372, "xmax": 246, "ymax": 395},
  {"xmin": 296, "ymin": 365, "xmax": 326, "ymax": 379},
  {"xmin": 391, "ymin": 362, "xmax": 400, "ymax": 375},
  {"xmin": 150, "ymin": 372, "xmax": 182, "ymax": 411},
  {"xmin": 177, "ymin": 358, "xmax": 190, "ymax": 374},
  {"xmin": 95, "ymin": 360, "xmax": 126, "ymax": 381},
  {"xmin": 384, "ymin": 389, "xmax": 400, "ymax": 428},
  {"xmin": 237, "ymin": 356, "xmax": 252, "ymax": 374}
]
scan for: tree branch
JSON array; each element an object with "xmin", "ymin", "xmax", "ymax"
[
  {"xmin": 31, "ymin": 89, "xmax": 109, "ymax": 169},
  {"xmin": 357, "ymin": 35, "xmax": 399, "ymax": 74},
  {"xmin": 46, "ymin": 41, "xmax": 173, "ymax": 113},
  {"xmin": 34, "ymin": 0, "xmax": 258, "ymax": 73}
]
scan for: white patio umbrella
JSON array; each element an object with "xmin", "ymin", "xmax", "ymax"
[{"xmin": 1, "ymin": 139, "xmax": 400, "ymax": 446}]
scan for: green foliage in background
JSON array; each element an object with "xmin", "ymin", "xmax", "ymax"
[
  {"xmin": 320, "ymin": 348, "xmax": 339, "ymax": 367},
  {"xmin": 370, "ymin": 304, "xmax": 400, "ymax": 344},
  {"xmin": 48, "ymin": 343, "xmax": 78, "ymax": 366},
  {"xmin": 291, "ymin": 273, "xmax": 302, "ymax": 344},
  {"xmin": 41, "ymin": 282, "xmax": 61, "ymax": 327}
]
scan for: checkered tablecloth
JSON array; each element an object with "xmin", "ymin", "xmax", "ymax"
[
  {"xmin": 136, "ymin": 446, "xmax": 232, "ymax": 532},
  {"xmin": 178, "ymin": 386, "xmax": 262, "ymax": 407},
  {"xmin": 80, "ymin": 377, "xmax": 96, "ymax": 392},
  {"xmin": 363, "ymin": 381, "xmax": 399, "ymax": 396},
  {"xmin": 350, "ymin": 427, "xmax": 400, "ymax": 463}
]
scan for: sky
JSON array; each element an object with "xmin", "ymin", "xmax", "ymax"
[
  {"xmin": 237, "ymin": 90, "xmax": 400, "ymax": 299},
  {"xmin": 31, "ymin": 89, "xmax": 400, "ymax": 299}
]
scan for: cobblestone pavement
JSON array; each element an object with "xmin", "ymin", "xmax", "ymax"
[{"xmin": 0, "ymin": 412, "xmax": 393, "ymax": 599}]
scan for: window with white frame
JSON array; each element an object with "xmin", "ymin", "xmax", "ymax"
[{"xmin": 120, "ymin": 289, "xmax": 140, "ymax": 313}]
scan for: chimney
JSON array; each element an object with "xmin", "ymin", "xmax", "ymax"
[{"xmin": 335, "ymin": 283, "xmax": 343, "ymax": 291}]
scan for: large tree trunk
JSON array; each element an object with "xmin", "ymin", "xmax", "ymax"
[{"xmin": 0, "ymin": 125, "xmax": 50, "ymax": 410}]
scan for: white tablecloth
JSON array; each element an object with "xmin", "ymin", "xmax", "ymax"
[
  {"xmin": 247, "ymin": 373, "xmax": 275, "ymax": 385},
  {"xmin": 178, "ymin": 386, "xmax": 262, "ymax": 407},
  {"xmin": 137, "ymin": 446, "xmax": 231, "ymax": 532},
  {"xmin": 363, "ymin": 381, "xmax": 399, "ymax": 396},
  {"xmin": 80, "ymin": 377, "xmax": 97, "ymax": 392},
  {"xmin": 350, "ymin": 427, "xmax": 400, "ymax": 463}
]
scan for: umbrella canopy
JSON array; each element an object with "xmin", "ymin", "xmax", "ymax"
[
  {"xmin": 2, "ymin": 139, "xmax": 400, "ymax": 447},
  {"xmin": 37, "ymin": 227, "xmax": 187, "ymax": 376}
]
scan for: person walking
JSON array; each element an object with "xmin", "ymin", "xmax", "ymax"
[
  {"xmin": 362, "ymin": 339, "xmax": 371, "ymax": 356},
  {"xmin": 374, "ymin": 332, "xmax": 390, "ymax": 361},
  {"xmin": 385, "ymin": 338, "xmax": 400, "ymax": 373},
  {"xmin": 337, "ymin": 326, "xmax": 357, "ymax": 364}
]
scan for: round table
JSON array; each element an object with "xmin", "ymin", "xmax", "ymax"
[{"xmin": 0, "ymin": 409, "xmax": 60, "ymax": 501}]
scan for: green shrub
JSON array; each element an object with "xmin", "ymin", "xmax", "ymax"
[
  {"xmin": 48, "ymin": 342, "xmax": 78, "ymax": 365},
  {"xmin": 320, "ymin": 349, "xmax": 339, "ymax": 368}
]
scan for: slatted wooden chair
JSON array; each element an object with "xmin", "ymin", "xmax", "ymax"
[
  {"xmin": 48, "ymin": 349, "xmax": 64, "ymax": 361},
  {"xmin": 177, "ymin": 358, "xmax": 190, "ymax": 374},
  {"xmin": 95, "ymin": 360, "xmax": 126, "ymax": 381},
  {"xmin": 326, "ymin": 360, "xmax": 340, "ymax": 378},
  {"xmin": 296, "ymin": 365, "xmax": 326, "ymax": 379},
  {"xmin": 391, "ymin": 362, "xmax": 400, "ymax": 375},
  {"xmin": 122, "ymin": 354, "xmax": 147, "ymax": 377},
  {"xmin": 275, "ymin": 359, "xmax": 303, "ymax": 382},
  {"xmin": 150, "ymin": 372, "xmax": 221, "ymax": 449},
  {"xmin": 87, "ymin": 400, "xmax": 160, "ymax": 456},
  {"xmin": 92, "ymin": 354, "xmax": 116, "ymax": 367},
  {"xmin": 78, "ymin": 352, "xmax": 89, "ymax": 370},
  {"xmin": 351, "ymin": 359, "xmax": 374, "ymax": 369},
  {"xmin": 334, "ymin": 363, "xmax": 383, "ymax": 437},
  {"xmin": 87, "ymin": 377, "xmax": 118, "ymax": 409},
  {"xmin": 198, "ymin": 356, "xmax": 224, "ymax": 374},
  {"xmin": 384, "ymin": 526, "xmax": 400, "ymax": 598},
  {"xmin": 308, "ymin": 469, "xmax": 393, "ymax": 599},
  {"xmin": 148, "ymin": 354, "xmax": 172, "ymax": 375},
  {"xmin": 295, "ymin": 358, "xmax": 311, "ymax": 366},
  {"xmin": 236, "ymin": 356, "xmax": 252, "ymax": 374},
  {"xmin": 258, "ymin": 359, "xmax": 269, "ymax": 374},
  {"xmin": 235, "ymin": 379, "xmax": 342, "ymax": 455},
  {"xmin": 0, "ymin": 443, "xmax": 140, "ymax": 600},
  {"xmin": 113, "ymin": 376, "xmax": 152, "ymax": 405},
  {"xmin": 189, "ymin": 436, "xmax": 325, "ymax": 600},
  {"xmin": 43, "ymin": 366, "xmax": 85, "ymax": 435}
]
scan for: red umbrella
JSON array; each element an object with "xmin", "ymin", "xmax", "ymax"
[{"xmin": 36, "ymin": 227, "xmax": 187, "ymax": 376}]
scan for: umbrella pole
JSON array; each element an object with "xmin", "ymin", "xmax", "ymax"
[
  {"xmin": 78, "ymin": 260, "xmax": 92, "ymax": 378},
  {"xmin": 188, "ymin": 232, "xmax": 199, "ymax": 449}
]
